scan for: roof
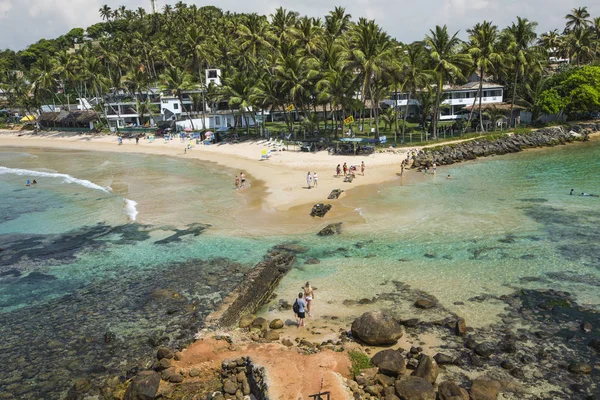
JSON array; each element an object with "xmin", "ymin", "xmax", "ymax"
[
  {"xmin": 38, "ymin": 110, "xmax": 99, "ymax": 124},
  {"xmin": 463, "ymin": 103, "xmax": 525, "ymax": 112},
  {"xmin": 443, "ymin": 81, "xmax": 504, "ymax": 91}
]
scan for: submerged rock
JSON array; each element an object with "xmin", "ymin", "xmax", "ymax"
[
  {"xmin": 351, "ymin": 311, "xmax": 403, "ymax": 346},
  {"xmin": 273, "ymin": 243, "xmax": 309, "ymax": 253},
  {"xmin": 124, "ymin": 371, "xmax": 160, "ymax": 400}
]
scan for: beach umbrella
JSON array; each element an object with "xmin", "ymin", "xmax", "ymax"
[
  {"xmin": 205, "ymin": 131, "xmax": 213, "ymax": 137},
  {"xmin": 20, "ymin": 115, "xmax": 36, "ymax": 122},
  {"xmin": 183, "ymin": 127, "xmax": 193, "ymax": 132}
]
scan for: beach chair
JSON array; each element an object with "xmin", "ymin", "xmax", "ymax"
[
  {"xmin": 261, "ymin": 148, "xmax": 271, "ymax": 159},
  {"xmin": 263, "ymin": 138, "xmax": 274, "ymax": 146}
]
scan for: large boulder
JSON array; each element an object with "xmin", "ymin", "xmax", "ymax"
[
  {"xmin": 437, "ymin": 381, "xmax": 469, "ymax": 400},
  {"xmin": 371, "ymin": 349, "xmax": 406, "ymax": 377},
  {"xmin": 411, "ymin": 356, "xmax": 438, "ymax": 384},
  {"xmin": 351, "ymin": 311, "xmax": 403, "ymax": 346},
  {"xmin": 318, "ymin": 223, "xmax": 342, "ymax": 236},
  {"xmin": 124, "ymin": 371, "xmax": 161, "ymax": 400},
  {"xmin": 269, "ymin": 319, "xmax": 284, "ymax": 329},
  {"xmin": 310, "ymin": 203, "xmax": 332, "ymax": 218},
  {"xmin": 469, "ymin": 379, "xmax": 501, "ymax": 400},
  {"xmin": 239, "ymin": 314, "xmax": 257, "ymax": 328},
  {"xmin": 394, "ymin": 376, "xmax": 435, "ymax": 400},
  {"xmin": 250, "ymin": 317, "xmax": 268, "ymax": 332},
  {"xmin": 328, "ymin": 189, "xmax": 344, "ymax": 199}
]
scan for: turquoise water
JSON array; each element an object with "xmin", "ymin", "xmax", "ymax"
[{"xmin": 1, "ymin": 142, "xmax": 600, "ymax": 398}]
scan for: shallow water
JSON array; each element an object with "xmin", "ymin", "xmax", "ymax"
[{"xmin": 1, "ymin": 142, "xmax": 600, "ymax": 398}]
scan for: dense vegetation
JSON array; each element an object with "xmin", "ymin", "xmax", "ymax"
[{"xmin": 1, "ymin": 4, "xmax": 599, "ymax": 137}]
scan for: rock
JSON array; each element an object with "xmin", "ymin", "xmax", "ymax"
[
  {"xmin": 376, "ymin": 373, "xmax": 396, "ymax": 387},
  {"xmin": 264, "ymin": 330, "xmax": 280, "ymax": 341},
  {"xmin": 282, "ymin": 338, "xmax": 294, "ymax": 347},
  {"xmin": 433, "ymin": 353, "xmax": 454, "ymax": 365},
  {"xmin": 411, "ymin": 356, "xmax": 438, "ymax": 384},
  {"xmin": 242, "ymin": 379, "xmax": 251, "ymax": 395},
  {"xmin": 273, "ymin": 243, "xmax": 309, "ymax": 253},
  {"xmin": 394, "ymin": 376, "xmax": 435, "ymax": 400},
  {"xmin": 365, "ymin": 385, "xmax": 383, "ymax": 396},
  {"xmin": 223, "ymin": 379, "xmax": 238, "ymax": 395},
  {"xmin": 169, "ymin": 373, "xmax": 183, "ymax": 383},
  {"xmin": 456, "ymin": 318, "xmax": 467, "ymax": 336},
  {"xmin": 239, "ymin": 314, "xmax": 256, "ymax": 328},
  {"xmin": 174, "ymin": 352, "xmax": 183, "ymax": 361},
  {"xmin": 568, "ymin": 362, "xmax": 592, "ymax": 374},
  {"xmin": 589, "ymin": 339, "xmax": 600, "ymax": 352},
  {"xmin": 328, "ymin": 189, "xmax": 344, "ymax": 199},
  {"xmin": 156, "ymin": 347, "xmax": 174, "ymax": 360},
  {"xmin": 414, "ymin": 298, "xmax": 436, "ymax": 309},
  {"xmin": 406, "ymin": 359, "xmax": 419, "ymax": 369},
  {"xmin": 437, "ymin": 381, "xmax": 469, "ymax": 400},
  {"xmin": 474, "ymin": 342, "xmax": 494, "ymax": 358},
  {"xmin": 310, "ymin": 203, "xmax": 332, "ymax": 218},
  {"xmin": 124, "ymin": 371, "xmax": 161, "ymax": 400},
  {"xmin": 318, "ymin": 223, "xmax": 342, "ymax": 236},
  {"xmin": 304, "ymin": 258, "xmax": 321, "ymax": 264},
  {"xmin": 269, "ymin": 319, "xmax": 284, "ymax": 329},
  {"xmin": 347, "ymin": 379, "xmax": 359, "ymax": 392},
  {"xmin": 250, "ymin": 317, "xmax": 268, "ymax": 332},
  {"xmin": 351, "ymin": 311, "xmax": 403, "ymax": 346},
  {"xmin": 189, "ymin": 368, "xmax": 200, "ymax": 377},
  {"xmin": 371, "ymin": 349, "xmax": 406, "ymax": 377},
  {"xmin": 160, "ymin": 367, "xmax": 177, "ymax": 381},
  {"xmin": 156, "ymin": 358, "xmax": 171, "ymax": 371},
  {"xmin": 344, "ymin": 174, "xmax": 354, "ymax": 183},
  {"xmin": 581, "ymin": 322, "xmax": 592, "ymax": 333},
  {"xmin": 469, "ymin": 379, "xmax": 501, "ymax": 400}
]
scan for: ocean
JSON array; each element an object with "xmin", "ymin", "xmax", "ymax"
[{"xmin": 1, "ymin": 142, "xmax": 599, "ymax": 398}]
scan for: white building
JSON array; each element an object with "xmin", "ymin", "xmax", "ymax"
[{"xmin": 384, "ymin": 81, "xmax": 504, "ymax": 120}]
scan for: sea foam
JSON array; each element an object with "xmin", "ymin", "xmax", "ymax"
[
  {"xmin": 0, "ymin": 166, "xmax": 110, "ymax": 193},
  {"xmin": 124, "ymin": 199, "xmax": 138, "ymax": 221}
]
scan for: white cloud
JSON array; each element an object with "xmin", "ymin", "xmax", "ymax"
[{"xmin": 0, "ymin": 0, "xmax": 599, "ymax": 50}]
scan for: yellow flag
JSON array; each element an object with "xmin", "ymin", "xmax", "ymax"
[
  {"xmin": 286, "ymin": 104, "xmax": 295, "ymax": 112},
  {"xmin": 344, "ymin": 115, "xmax": 354, "ymax": 125}
]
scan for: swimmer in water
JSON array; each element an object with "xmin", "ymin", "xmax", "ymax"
[
  {"xmin": 32, "ymin": 180, "xmax": 37, "ymax": 184},
  {"xmin": 26, "ymin": 179, "xmax": 31, "ymax": 186},
  {"xmin": 570, "ymin": 188, "xmax": 574, "ymax": 195},
  {"xmin": 581, "ymin": 193, "xmax": 599, "ymax": 197}
]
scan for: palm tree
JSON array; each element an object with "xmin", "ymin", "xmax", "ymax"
[
  {"xmin": 504, "ymin": 17, "xmax": 538, "ymax": 127},
  {"xmin": 99, "ymin": 5, "xmax": 113, "ymax": 22},
  {"xmin": 565, "ymin": 27, "xmax": 594, "ymax": 65},
  {"xmin": 467, "ymin": 21, "xmax": 503, "ymax": 132},
  {"xmin": 424, "ymin": 25, "xmax": 472, "ymax": 138},
  {"xmin": 399, "ymin": 43, "xmax": 431, "ymax": 142},
  {"xmin": 270, "ymin": 7, "xmax": 298, "ymax": 42},
  {"xmin": 159, "ymin": 66, "xmax": 197, "ymax": 129},
  {"xmin": 31, "ymin": 55, "xmax": 59, "ymax": 109},
  {"xmin": 565, "ymin": 7, "xmax": 591, "ymax": 32},
  {"xmin": 515, "ymin": 74, "xmax": 550, "ymax": 123},
  {"xmin": 349, "ymin": 18, "xmax": 394, "ymax": 137},
  {"xmin": 537, "ymin": 30, "xmax": 564, "ymax": 60},
  {"xmin": 324, "ymin": 7, "xmax": 351, "ymax": 40}
]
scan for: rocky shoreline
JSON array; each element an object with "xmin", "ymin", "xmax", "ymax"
[{"xmin": 411, "ymin": 123, "xmax": 600, "ymax": 168}]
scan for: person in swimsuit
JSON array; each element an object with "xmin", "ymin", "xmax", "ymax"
[
  {"xmin": 240, "ymin": 172, "xmax": 246, "ymax": 189},
  {"xmin": 570, "ymin": 188, "xmax": 574, "ymax": 195},
  {"xmin": 304, "ymin": 282, "xmax": 315, "ymax": 317},
  {"xmin": 235, "ymin": 175, "xmax": 240, "ymax": 189},
  {"xmin": 361, "ymin": 161, "xmax": 365, "ymax": 176},
  {"xmin": 313, "ymin": 172, "xmax": 318, "ymax": 187},
  {"xmin": 26, "ymin": 179, "xmax": 31, "ymax": 187},
  {"xmin": 336, "ymin": 164, "xmax": 341, "ymax": 176},
  {"xmin": 307, "ymin": 171, "xmax": 312, "ymax": 189},
  {"xmin": 343, "ymin": 162, "xmax": 348, "ymax": 176}
]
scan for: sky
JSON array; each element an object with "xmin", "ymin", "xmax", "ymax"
[{"xmin": 0, "ymin": 0, "xmax": 599, "ymax": 51}]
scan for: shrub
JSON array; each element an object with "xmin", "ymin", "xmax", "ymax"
[{"xmin": 348, "ymin": 350, "xmax": 372, "ymax": 376}]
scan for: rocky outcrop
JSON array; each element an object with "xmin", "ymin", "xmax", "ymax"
[
  {"xmin": 124, "ymin": 371, "xmax": 161, "ymax": 400},
  {"xmin": 318, "ymin": 222, "xmax": 342, "ymax": 236},
  {"xmin": 310, "ymin": 203, "xmax": 332, "ymax": 218},
  {"xmin": 371, "ymin": 349, "xmax": 406, "ymax": 377},
  {"xmin": 205, "ymin": 248, "xmax": 296, "ymax": 328},
  {"xmin": 351, "ymin": 311, "xmax": 404, "ymax": 346},
  {"xmin": 411, "ymin": 356, "xmax": 439, "ymax": 384},
  {"xmin": 394, "ymin": 376, "xmax": 435, "ymax": 400},
  {"xmin": 328, "ymin": 189, "xmax": 344, "ymax": 199},
  {"xmin": 437, "ymin": 381, "xmax": 469, "ymax": 400},
  {"xmin": 469, "ymin": 379, "xmax": 501, "ymax": 400},
  {"xmin": 413, "ymin": 124, "xmax": 600, "ymax": 168}
]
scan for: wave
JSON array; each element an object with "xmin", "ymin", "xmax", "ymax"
[
  {"xmin": 0, "ymin": 166, "xmax": 110, "ymax": 193},
  {"xmin": 124, "ymin": 199, "xmax": 138, "ymax": 222}
]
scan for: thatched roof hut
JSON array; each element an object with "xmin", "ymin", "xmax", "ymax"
[{"xmin": 38, "ymin": 110, "xmax": 99, "ymax": 129}]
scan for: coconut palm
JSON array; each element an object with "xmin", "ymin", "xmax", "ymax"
[
  {"xmin": 424, "ymin": 25, "xmax": 472, "ymax": 138},
  {"xmin": 349, "ymin": 18, "xmax": 394, "ymax": 137},
  {"xmin": 504, "ymin": 17, "xmax": 538, "ymax": 127},
  {"xmin": 159, "ymin": 66, "xmax": 197, "ymax": 129},
  {"xmin": 565, "ymin": 27, "xmax": 594, "ymax": 65},
  {"xmin": 399, "ymin": 43, "xmax": 432, "ymax": 141},
  {"xmin": 467, "ymin": 21, "xmax": 503, "ymax": 132},
  {"xmin": 537, "ymin": 30, "xmax": 564, "ymax": 60},
  {"xmin": 99, "ymin": 5, "xmax": 113, "ymax": 22},
  {"xmin": 565, "ymin": 7, "xmax": 591, "ymax": 32}
]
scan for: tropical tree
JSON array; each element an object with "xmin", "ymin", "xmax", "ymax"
[
  {"xmin": 467, "ymin": 21, "xmax": 503, "ymax": 132},
  {"xmin": 159, "ymin": 66, "xmax": 197, "ymax": 129},
  {"xmin": 504, "ymin": 17, "xmax": 538, "ymax": 127},
  {"xmin": 565, "ymin": 7, "xmax": 591, "ymax": 32},
  {"xmin": 424, "ymin": 25, "xmax": 471, "ymax": 138},
  {"xmin": 398, "ymin": 43, "xmax": 431, "ymax": 141}
]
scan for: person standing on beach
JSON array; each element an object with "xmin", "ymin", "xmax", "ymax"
[
  {"xmin": 295, "ymin": 292, "xmax": 307, "ymax": 327},
  {"xmin": 433, "ymin": 162, "xmax": 437, "ymax": 174},
  {"xmin": 240, "ymin": 172, "xmax": 246, "ymax": 189},
  {"xmin": 304, "ymin": 282, "xmax": 315, "ymax": 317},
  {"xmin": 361, "ymin": 161, "xmax": 365, "ymax": 176},
  {"xmin": 313, "ymin": 172, "xmax": 318, "ymax": 187},
  {"xmin": 336, "ymin": 164, "xmax": 341, "ymax": 176},
  {"xmin": 135, "ymin": 136, "xmax": 140, "ymax": 144},
  {"xmin": 343, "ymin": 162, "xmax": 348, "ymax": 176},
  {"xmin": 400, "ymin": 162, "xmax": 405, "ymax": 177},
  {"xmin": 307, "ymin": 171, "xmax": 312, "ymax": 189}
]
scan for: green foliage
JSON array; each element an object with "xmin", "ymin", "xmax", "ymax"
[
  {"xmin": 538, "ymin": 89, "xmax": 565, "ymax": 115},
  {"xmin": 348, "ymin": 350, "xmax": 372, "ymax": 376},
  {"xmin": 560, "ymin": 66, "xmax": 600, "ymax": 119}
]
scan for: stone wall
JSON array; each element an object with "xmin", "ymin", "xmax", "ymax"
[
  {"xmin": 413, "ymin": 123, "xmax": 600, "ymax": 168},
  {"xmin": 218, "ymin": 357, "xmax": 269, "ymax": 400}
]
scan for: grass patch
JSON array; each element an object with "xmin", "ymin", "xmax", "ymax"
[{"xmin": 348, "ymin": 350, "xmax": 372, "ymax": 376}]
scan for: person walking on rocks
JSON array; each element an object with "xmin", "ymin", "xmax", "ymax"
[
  {"xmin": 307, "ymin": 171, "xmax": 312, "ymax": 189},
  {"xmin": 304, "ymin": 282, "xmax": 315, "ymax": 317},
  {"xmin": 294, "ymin": 292, "xmax": 307, "ymax": 327}
]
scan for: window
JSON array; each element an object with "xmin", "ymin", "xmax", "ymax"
[
  {"xmin": 207, "ymin": 70, "xmax": 218, "ymax": 78},
  {"xmin": 215, "ymin": 116, "xmax": 221, "ymax": 125},
  {"xmin": 173, "ymin": 103, "xmax": 179, "ymax": 110}
]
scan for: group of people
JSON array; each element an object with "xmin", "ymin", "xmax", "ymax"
[
  {"xmin": 306, "ymin": 171, "xmax": 318, "ymax": 189},
  {"xmin": 25, "ymin": 179, "xmax": 38, "ymax": 187},
  {"xmin": 336, "ymin": 161, "xmax": 365, "ymax": 177},
  {"xmin": 570, "ymin": 188, "xmax": 598, "ymax": 197},
  {"xmin": 234, "ymin": 172, "xmax": 247, "ymax": 190},
  {"xmin": 293, "ymin": 282, "xmax": 315, "ymax": 328}
]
